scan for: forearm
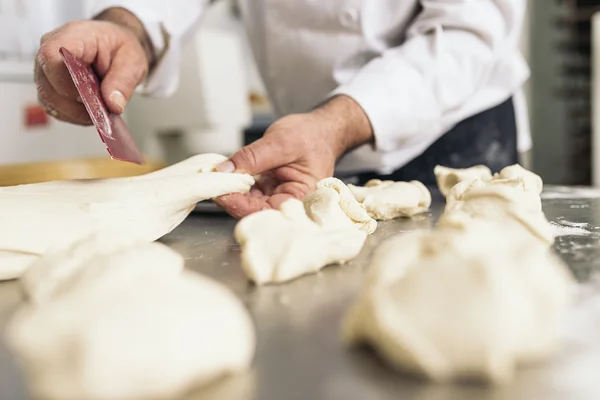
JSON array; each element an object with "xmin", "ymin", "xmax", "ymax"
[
  {"xmin": 93, "ymin": 7, "xmax": 157, "ymax": 69},
  {"xmin": 311, "ymin": 95, "xmax": 374, "ymax": 159},
  {"xmin": 330, "ymin": 0, "xmax": 526, "ymax": 154}
]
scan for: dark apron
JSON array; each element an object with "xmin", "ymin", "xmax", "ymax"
[{"xmin": 343, "ymin": 97, "xmax": 518, "ymax": 187}]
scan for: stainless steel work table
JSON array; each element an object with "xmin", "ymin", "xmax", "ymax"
[{"xmin": 1, "ymin": 185, "xmax": 600, "ymax": 400}]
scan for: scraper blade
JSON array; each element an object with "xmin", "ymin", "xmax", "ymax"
[{"xmin": 59, "ymin": 47, "xmax": 144, "ymax": 165}]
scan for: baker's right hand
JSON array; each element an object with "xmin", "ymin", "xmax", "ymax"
[{"xmin": 35, "ymin": 7, "xmax": 155, "ymax": 125}]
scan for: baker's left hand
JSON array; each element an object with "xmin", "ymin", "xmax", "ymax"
[{"xmin": 215, "ymin": 95, "xmax": 373, "ymax": 219}]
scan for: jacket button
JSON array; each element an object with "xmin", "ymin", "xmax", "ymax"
[{"xmin": 339, "ymin": 8, "xmax": 360, "ymax": 29}]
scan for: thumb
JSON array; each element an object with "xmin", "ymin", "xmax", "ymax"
[
  {"xmin": 217, "ymin": 137, "xmax": 296, "ymax": 175},
  {"xmin": 100, "ymin": 44, "xmax": 149, "ymax": 114}
]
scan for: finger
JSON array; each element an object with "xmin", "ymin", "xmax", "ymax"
[
  {"xmin": 214, "ymin": 193, "xmax": 271, "ymax": 219},
  {"xmin": 37, "ymin": 49, "xmax": 82, "ymax": 102},
  {"xmin": 267, "ymin": 193, "xmax": 295, "ymax": 210},
  {"xmin": 223, "ymin": 135, "xmax": 298, "ymax": 176},
  {"xmin": 37, "ymin": 25, "xmax": 97, "ymax": 101},
  {"xmin": 249, "ymin": 188, "xmax": 266, "ymax": 198},
  {"xmin": 100, "ymin": 42, "xmax": 149, "ymax": 114},
  {"xmin": 255, "ymin": 175, "xmax": 279, "ymax": 196},
  {"xmin": 273, "ymin": 181, "xmax": 311, "ymax": 199},
  {"xmin": 36, "ymin": 70, "xmax": 92, "ymax": 125},
  {"xmin": 40, "ymin": 28, "xmax": 59, "ymax": 45}
]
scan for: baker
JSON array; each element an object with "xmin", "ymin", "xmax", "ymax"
[{"xmin": 35, "ymin": 1, "xmax": 529, "ymax": 218}]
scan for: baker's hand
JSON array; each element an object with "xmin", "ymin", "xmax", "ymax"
[
  {"xmin": 215, "ymin": 95, "xmax": 374, "ymax": 219},
  {"xmin": 35, "ymin": 7, "xmax": 155, "ymax": 124}
]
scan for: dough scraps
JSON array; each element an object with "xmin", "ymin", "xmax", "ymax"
[
  {"xmin": 348, "ymin": 179, "xmax": 431, "ymax": 220},
  {"xmin": 494, "ymin": 164, "xmax": 543, "ymax": 195},
  {"xmin": 234, "ymin": 199, "xmax": 368, "ymax": 285},
  {"xmin": 437, "ymin": 163, "xmax": 543, "ymax": 202},
  {"xmin": 445, "ymin": 177, "xmax": 542, "ymax": 213},
  {"xmin": 433, "ymin": 165, "xmax": 492, "ymax": 197},
  {"xmin": 303, "ymin": 178, "xmax": 377, "ymax": 234}
]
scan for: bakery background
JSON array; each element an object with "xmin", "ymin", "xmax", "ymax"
[
  {"xmin": 2, "ymin": 2, "xmax": 600, "ymax": 400},
  {"xmin": 0, "ymin": 0, "xmax": 599, "ymax": 185}
]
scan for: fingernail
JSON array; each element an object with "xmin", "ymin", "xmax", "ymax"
[
  {"xmin": 42, "ymin": 103, "xmax": 58, "ymax": 117},
  {"xmin": 216, "ymin": 161, "xmax": 235, "ymax": 173},
  {"xmin": 110, "ymin": 90, "xmax": 126, "ymax": 113}
]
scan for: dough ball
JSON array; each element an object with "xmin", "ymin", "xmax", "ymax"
[
  {"xmin": 445, "ymin": 177, "xmax": 542, "ymax": 214},
  {"xmin": 348, "ymin": 180, "xmax": 431, "ymax": 220},
  {"xmin": 439, "ymin": 185, "xmax": 553, "ymax": 246},
  {"xmin": 494, "ymin": 164, "xmax": 543, "ymax": 195},
  {"xmin": 7, "ymin": 240, "xmax": 255, "ymax": 400},
  {"xmin": 343, "ymin": 220, "xmax": 575, "ymax": 384},
  {"xmin": 303, "ymin": 178, "xmax": 377, "ymax": 233},
  {"xmin": 433, "ymin": 165, "xmax": 492, "ymax": 197},
  {"xmin": 21, "ymin": 231, "xmax": 183, "ymax": 305},
  {"xmin": 234, "ymin": 199, "xmax": 367, "ymax": 285}
]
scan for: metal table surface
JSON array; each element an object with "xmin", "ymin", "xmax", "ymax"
[{"xmin": 2, "ymin": 185, "xmax": 600, "ymax": 400}]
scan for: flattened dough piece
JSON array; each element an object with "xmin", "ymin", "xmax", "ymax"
[
  {"xmin": 433, "ymin": 165, "xmax": 492, "ymax": 197},
  {"xmin": 303, "ymin": 178, "xmax": 377, "ymax": 233},
  {"xmin": 234, "ymin": 199, "xmax": 368, "ymax": 285},
  {"xmin": 0, "ymin": 153, "xmax": 254, "ymax": 281},
  {"xmin": 348, "ymin": 180, "xmax": 431, "ymax": 220},
  {"xmin": 440, "ymin": 185, "xmax": 553, "ymax": 246},
  {"xmin": 344, "ymin": 219, "xmax": 574, "ymax": 384},
  {"xmin": 7, "ymin": 240, "xmax": 255, "ymax": 400}
]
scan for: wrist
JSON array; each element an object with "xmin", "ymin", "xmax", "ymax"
[
  {"xmin": 93, "ymin": 7, "xmax": 157, "ymax": 69},
  {"xmin": 311, "ymin": 95, "xmax": 374, "ymax": 159}
]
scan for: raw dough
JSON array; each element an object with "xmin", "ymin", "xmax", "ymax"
[
  {"xmin": 303, "ymin": 178, "xmax": 377, "ymax": 233},
  {"xmin": 348, "ymin": 180, "xmax": 431, "ymax": 220},
  {"xmin": 437, "ymin": 163, "xmax": 543, "ymax": 201},
  {"xmin": 439, "ymin": 185, "xmax": 554, "ymax": 246},
  {"xmin": 0, "ymin": 154, "xmax": 254, "ymax": 281},
  {"xmin": 446, "ymin": 163, "xmax": 544, "ymax": 211},
  {"xmin": 343, "ymin": 218, "xmax": 574, "ymax": 384},
  {"xmin": 433, "ymin": 165, "xmax": 492, "ymax": 197},
  {"xmin": 7, "ymin": 239, "xmax": 255, "ymax": 400},
  {"xmin": 21, "ymin": 231, "xmax": 182, "ymax": 304},
  {"xmin": 234, "ymin": 199, "xmax": 368, "ymax": 284},
  {"xmin": 494, "ymin": 164, "xmax": 543, "ymax": 195},
  {"xmin": 445, "ymin": 177, "xmax": 542, "ymax": 213}
]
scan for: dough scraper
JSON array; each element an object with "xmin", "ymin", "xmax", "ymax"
[{"xmin": 59, "ymin": 47, "xmax": 144, "ymax": 165}]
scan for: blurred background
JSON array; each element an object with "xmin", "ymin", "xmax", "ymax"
[{"xmin": 1, "ymin": 0, "xmax": 600, "ymax": 186}]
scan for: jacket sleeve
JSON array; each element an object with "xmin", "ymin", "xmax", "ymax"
[
  {"xmin": 88, "ymin": 0, "xmax": 212, "ymax": 97},
  {"xmin": 331, "ymin": 0, "xmax": 527, "ymax": 154}
]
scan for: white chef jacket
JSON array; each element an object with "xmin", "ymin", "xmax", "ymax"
[{"xmin": 89, "ymin": 0, "xmax": 531, "ymax": 174}]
